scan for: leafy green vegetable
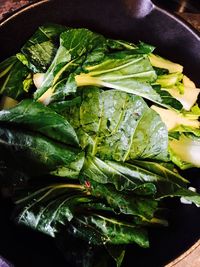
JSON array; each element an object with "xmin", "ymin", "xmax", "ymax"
[
  {"xmin": 152, "ymin": 84, "xmax": 183, "ymax": 110},
  {"xmin": 63, "ymin": 87, "xmax": 169, "ymax": 162},
  {"xmin": 154, "ymin": 73, "xmax": 200, "ymax": 112},
  {"xmin": 18, "ymin": 23, "xmax": 68, "ymax": 72},
  {"xmin": 73, "ymin": 53, "xmax": 160, "ymax": 104},
  {"xmin": 155, "ymin": 72, "xmax": 183, "ymax": 92},
  {"xmin": 162, "ymin": 86, "xmax": 200, "ymax": 111},
  {"xmin": 183, "ymin": 104, "xmax": 200, "ymax": 118},
  {"xmin": 82, "ymin": 156, "xmax": 190, "ymax": 196},
  {"xmin": 131, "ymin": 160, "xmax": 188, "ymax": 186},
  {"xmin": 151, "ymin": 105, "xmax": 200, "ymax": 135},
  {"xmin": 0, "ymin": 24, "xmax": 200, "ymax": 267},
  {"xmin": 107, "ymin": 39, "xmax": 155, "ymax": 54},
  {"xmin": 32, "ymin": 29, "xmax": 183, "ymax": 110},
  {"xmin": 83, "ymin": 157, "xmax": 200, "ymax": 205},
  {"xmin": 15, "ymin": 183, "xmax": 89, "ymax": 237},
  {"xmin": 148, "ymin": 53, "xmax": 183, "ymax": 73},
  {"xmin": 69, "ymin": 214, "xmax": 149, "ymax": 247},
  {"xmin": 0, "ymin": 56, "xmax": 32, "ymax": 100},
  {"xmin": 82, "ymin": 156, "xmax": 157, "ymax": 194},
  {"xmin": 86, "ymin": 179, "xmax": 158, "ymax": 220},
  {"xmin": 34, "ymin": 28, "xmax": 107, "ymax": 103},
  {"xmin": 0, "ymin": 126, "xmax": 84, "ymax": 178},
  {"xmin": 15, "ymin": 180, "xmax": 150, "ymax": 248},
  {"xmin": 0, "ymin": 99, "xmax": 79, "ymax": 146},
  {"xmin": 169, "ymin": 133, "xmax": 200, "ymax": 169}
]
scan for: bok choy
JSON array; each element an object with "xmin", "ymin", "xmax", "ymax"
[{"xmin": 0, "ymin": 24, "xmax": 199, "ymax": 267}]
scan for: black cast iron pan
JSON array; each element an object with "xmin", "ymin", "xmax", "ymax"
[{"xmin": 0, "ymin": 1, "xmax": 199, "ymax": 266}]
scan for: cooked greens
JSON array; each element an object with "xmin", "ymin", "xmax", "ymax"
[
  {"xmin": 0, "ymin": 23, "xmax": 200, "ymax": 267},
  {"xmin": 0, "ymin": 56, "xmax": 32, "ymax": 100}
]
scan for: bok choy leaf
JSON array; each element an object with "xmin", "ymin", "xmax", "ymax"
[
  {"xmin": 0, "ymin": 126, "xmax": 84, "ymax": 178},
  {"xmin": 61, "ymin": 87, "xmax": 169, "ymax": 162},
  {"xmin": 0, "ymin": 99, "xmax": 79, "ymax": 146},
  {"xmin": 0, "ymin": 56, "xmax": 32, "ymax": 100},
  {"xmin": 169, "ymin": 133, "xmax": 200, "ymax": 169},
  {"xmin": 18, "ymin": 23, "xmax": 68, "ymax": 72}
]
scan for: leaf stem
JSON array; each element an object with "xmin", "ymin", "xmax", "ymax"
[{"xmin": 15, "ymin": 183, "xmax": 85, "ymax": 205}]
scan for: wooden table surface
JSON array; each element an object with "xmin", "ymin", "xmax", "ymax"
[{"xmin": 0, "ymin": 1, "xmax": 199, "ymax": 267}]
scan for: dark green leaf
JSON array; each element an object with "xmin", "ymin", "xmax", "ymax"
[
  {"xmin": 131, "ymin": 160, "xmax": 189, "ymax": 186},
  {"xmin": 83, "ymin": 156, "xmax": 157, "ymax": 195},
  {"xmin": 82, "ymin": 157, "xmax": 200, "ymax": 205},
  {"xmin": 74, "ymin": 53, "xmax": 160, "ymax": 105},
  {"xmin": 0, "ymin": 99, "xmax": 79, "ymax": 146},
  {"xmin": 152, "ymin": 85, "xmax": 183, "ymax": 110},
  {"xmin": 0, "ymin": 56, "xmax": 32, "ymax": 100},
  {"xmin": 66, "ymin": 88, "xmax": 169, "ymax": 162},
  {"xmin": 106, "ymin": 39, "xmax": 155, "ymax": 54},
  {"xmin": 49, "ymin": 96, "xmax": 82, "ymax": 112},
  {"xmin": 153, "ymin": 67, "xmax": 169, "ymax": 76},
  {"xmin": 68, "ymin": 214, "xmax": 149, "ymax": 247},
  {"xmin": 19, "ymin": 23, "xmax": 68, "ymax": 72},
  {"xmin": 106, "ymin": 245, "xmax": 126, "ymax": 267},
  {"xmin": 87, "ymin": 180, "xmax": 158, "ymax": 220},
  {"xmin": 0, "ymin": 126, "xmax": 84, "ymax": 178},
  {"xmin": 15, "ymin": 183, "xmax": 88, "ymax": 237},
  {"xmin": 34, "ymin": 28, "xmax": 107, "ymax": 102},
  {"xmin": 0, "ymin": 56, "xmax": 16, "ymax": 77}
]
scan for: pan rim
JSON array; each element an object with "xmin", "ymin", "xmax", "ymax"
[{"xmin": 0, "ymin": 0, "xmax": 199, "ymax": 39}]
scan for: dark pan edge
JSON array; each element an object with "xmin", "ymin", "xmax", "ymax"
[
  {"xmin": 154, "ymin": 4, "xmax": 200, "ymax": 40},
  {"xmin": 166, "ymin": 239, "xmax": 200, "ymax": 267},
  {"xmin": 0, "ymin": 0, "xmax": 50, "ymax": 26},
  {"xmin": 0, "ymin": 0, "xmax": 199, "ymax": 41}
]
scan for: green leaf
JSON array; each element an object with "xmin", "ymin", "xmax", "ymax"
[
  {"xmin": 66, "ymin": 88, "xmax": 169, "ymax": 162},
  {"xmin": 15, "ymin": 183, "xmax": 88, "ymax": 237},
  {"xmin": 87, "ymin": 180, "xmax": 158, "ymax": 220},
  {"xmin": 106, "ymin": 245, "xmax": 126, "ymax": 267},
  {"xmin": 187, "ymin": 104, "xmax": 200, "ymax": 116},
  {"xmin": 0, "ymin": 56, "xmax": 16, "ymax": 78},
  {"xmin": 68, "ymin": 214, "xmax": 149, "ymax": 247},
  {"xmin": 19, "ymin": 23, "xmax": 68, "ymax": 72},
  {"xmin": 148, "ymin": 53, "xmax": 183, "ymax": 73},
  {"xmin": 0, "ymin": 126, "xmax": 84, "ymax": 178},
  {"xmin": 83, "ymin": 156, "xmax": 157, "ymax": 194},
  {"xmin": 161, "ymin": 86, "xmax": 200, "ymax": 111},
  {"xmin": 156, "ymin": 72, "xmax": 183, "ymax": 89},
  {"xmin": 157, "ymin": 186, "xmax": 200, "ymax": 206},
  {"xmin": 49, "ymin": 96, "xmax": 82, "ymax": 112},
  {"xmin": 131, "ymin": 160, "xmax": 188, "ymax": 186},
  {"xmin": 0, "ymin": 56, "xmax": 32, "ymax": 100},
  {"xmin": 34, "ymin": 28, "xmax": 107, "ymax": 103},
  {"xmin": 14, "ymin": 179, "xmax": 150, "ymax": 247},
  {"xmin": 75, "ymin": 53, "xmax": 161, "ymax": 104},
  {"xmin": 82, "ymin": 157, "xmax": 197, "ymax": 204},
  {"xmin": 153, "ymin": 67, "xmax": 169, "ymax": 76},
  {"xmin": 106, "ymin": 39, "xmax": 155, "ymax": 54},
  {"xmin": 0, "ymin": 99, "xmax": 79, "ymax": 146},
  {"xmin": 152, "ymin": 85, "xmax": 183, "ymax": 110}
]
